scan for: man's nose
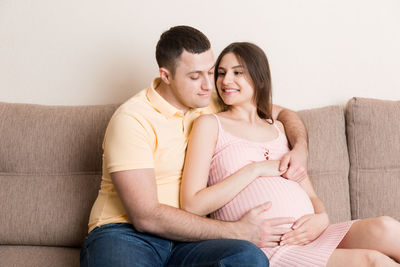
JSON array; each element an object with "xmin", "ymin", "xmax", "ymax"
[{"xmin": 202, "ymin": 75, "xmax": 213, "ymax": 91}]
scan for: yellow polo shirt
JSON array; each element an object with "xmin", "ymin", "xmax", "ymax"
[{"xmin": 88, "ymin": 78, "xmax": 217, "ymax": 232}]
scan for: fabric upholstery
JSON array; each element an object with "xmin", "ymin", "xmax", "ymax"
[
  {"xmin": 345, "ymin": 97, "xmax": 400, "ymax": 220},
  {"xmin": 0, "ymin": 102, "xmax": 118, "ymax": 246},
  {"xmin": 1, "ymin": 98, "xmax": 398, "ymax": 265},
  {"xmin": 298, "ymin": 105, "xmax": 351, "ymax": 223},
  {"xmin": 0, "ymin": 245, "xmax": 79, "ymax": 267}
]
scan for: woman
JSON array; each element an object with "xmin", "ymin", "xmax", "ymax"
[{"xmin": 180, "ymin": 42, "xmax": 400, "ymax": 266}]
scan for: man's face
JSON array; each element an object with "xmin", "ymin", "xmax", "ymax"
[{"xmin": 169, "ymin": 49, "xmax": 214, "ymax": 110}]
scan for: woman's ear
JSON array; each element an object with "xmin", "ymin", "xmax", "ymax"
[{"xmin": 159, "ymin": 67, "xmax": 172, "ymax": 85}]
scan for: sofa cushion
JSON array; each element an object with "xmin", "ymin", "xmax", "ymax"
[
  {"xmin": 0, "ymin": 102, "xmax": 118, "ymax": 247},
  {"xmin": 0, "ymin": 245, "xmax": 79, "ymax": 267},
  {"xmin": 345, "ymin": 97, "xmax": 400, "ymax": 220},
  {"xmin": 298, "ymin": 105, "xmax": 351, "ymax": 223}
]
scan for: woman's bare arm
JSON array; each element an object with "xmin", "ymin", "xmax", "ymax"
[{"xmin": 180, "ymin": 114, "xmax": 282, "ymax": 216}]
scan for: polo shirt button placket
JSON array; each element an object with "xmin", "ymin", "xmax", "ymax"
[{"xmin": 174, "ymin": 111, "xmax": 185, "ymax": 132}]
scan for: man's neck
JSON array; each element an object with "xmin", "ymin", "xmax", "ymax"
[{"xmin": 155, "ymin": 81, "xmax": 189, "ymax": 114}]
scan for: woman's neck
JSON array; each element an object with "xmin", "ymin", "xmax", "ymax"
[{"xmin": 226, "ymin": 104, "xmax": 261, "ymax": 125}]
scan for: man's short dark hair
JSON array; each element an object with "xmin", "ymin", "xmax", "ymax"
[{"xmin": 156, "ymin": 25, "xmax": 211, "ymax": 75}]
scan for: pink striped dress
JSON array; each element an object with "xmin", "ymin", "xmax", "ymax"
[{"xmin": 208, "ymin": 114, "xmax": 354, "ymax": 267}]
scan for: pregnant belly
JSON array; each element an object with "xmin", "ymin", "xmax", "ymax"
[{"xmin": 212, "ymin": 177, "xmax": 314, "ymax": 223}]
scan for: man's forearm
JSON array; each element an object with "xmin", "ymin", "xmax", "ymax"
[
  {"xmin": 130, "ymin": 201, "xmax": 295, "ymax": 248},
  {"xmin": 131, "ymin": 203, "xmax": 239, "ymax": 242},
  {"xmin": 276, "ymin": 106, "xmax": 308, "ymax": 150},
  {"xmin": 111, "ymin": 169, "xmax": 245, "ymax": 243}
]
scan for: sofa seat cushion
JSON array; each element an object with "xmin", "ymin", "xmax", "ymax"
[{"xmin": 0, "ymin": 245, "xmax": 79, "ymax": 267}]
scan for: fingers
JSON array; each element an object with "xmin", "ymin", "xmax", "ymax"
[
  {"xmin": 291, "ymin": 214, "xmax": 311, "ymax": 229},
  {"xmin": 271, "ymin": 227, "xmax": 292, "ymax": 236},
  {"xmin": 278, "ymin": 149, "xmax": 308, "ymax": 182},
  {"xmin": 258, "ymin": 160, "xmax": 282, "ymax": 176},
  {"xmin": 265, "ymin": 228, "xmax": 311, "ymax": 247},
  {"xmin": 281, "ymin": 227, "xmax": 304, "ymax": 242},
  {"xmin": 261, "ymin": 234, "xmax": 287, "ymax": 248},
  {"xmin": 259, "ymin": 218, "xmax": 294, "ymax": 248},
  {"xmin": 282, "ymin": 164, "xmax": 307, "ymax": 182},
  {"xmin": 271, "ymin": 161, "xmax": 285, "ymax": 176},
  {"xmin": 251, "ymin": 201, "xmax": 272, "ymax": 214},
  {"xmin": 281, "ymin": 231, "xmax": 310, "ymax": 246},
  {"xmin": 279, "ymin": 154, "xmax": 290, "ymax": 172},
  {"xmin": 280, "ymin": 217, "xmax": 316, "ymax": 246},
  {"xmin": 284, "ymin": 168, "xmax": 297, "ymax": 180},
  {"xmin": 281, "ymin": 215, "xmax": 311, "ymax": 241},
  {"xmin": 244, "ymin": 202, "xmax": 272, "ymax": 219},
  {"xmin": 265, "ymin": 216, "xmax": 295, "ymax": 226},
  {"xmin": 291, "ymin": 165, "xmax": 307, "ymax": 182},
  {"xmin": 267, "ymin": 233, "xmax": 284, "ymax": 242}
]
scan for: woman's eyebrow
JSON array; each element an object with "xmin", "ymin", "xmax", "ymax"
[{"xmin": 218, "ymin": 65, "xmax": 244, "ymax": 70}]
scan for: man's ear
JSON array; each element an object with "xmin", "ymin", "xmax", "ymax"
[{"xmin": 159, "ymin": 67, "xmax": 172, "ymax": 85}]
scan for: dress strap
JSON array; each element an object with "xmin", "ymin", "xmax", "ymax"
[
  {"xmin": 209, "ymin": 113, "xmax": 225, "ymax": 155},
  {"xmin": 210, "ymin": 113, "xmax": 223, "ymax": 133},
  {"xmin": 271, "ymin": 120, "xmax": 285, "ymax": 139}
]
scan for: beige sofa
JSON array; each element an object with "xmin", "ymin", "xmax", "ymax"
[{"xmin": 1, "ymin": 97, "xmax": 399, "ymax": 267}]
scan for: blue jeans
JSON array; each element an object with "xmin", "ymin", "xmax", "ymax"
[{"xmin": 80, "ymin": 223, "xmax": 269, "ymax": 267}]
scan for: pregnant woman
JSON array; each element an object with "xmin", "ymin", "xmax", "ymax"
[{"xmin": 180, "ymin": 42, "xmax": 400, "ymax": 266}]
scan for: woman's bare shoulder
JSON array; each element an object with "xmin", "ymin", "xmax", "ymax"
[
  {"xmin": 193, "ymin": 114, "xmax": 218, "ymax": 132},
  {"xmin": 195, "ymin": 113, "xmax": 217, "ymax": 124},
  {"xmin": 189, "ymin": 114, "xmax": 219, "ymax": 146}
]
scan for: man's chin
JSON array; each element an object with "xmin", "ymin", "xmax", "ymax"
[{"xmin": 194, "ymin": 100, "xmax": 211, "ymax": 108}]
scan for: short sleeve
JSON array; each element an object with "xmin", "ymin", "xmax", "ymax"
[{"xmin": 103, "ymin": 112, "xmax": 155, "ymax": 173}]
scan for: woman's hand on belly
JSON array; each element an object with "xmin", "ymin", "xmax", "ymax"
[
  {"xmin": 279, "ymin": 212, "xmax": 329, "ymax": 246},
  {"xmin": 251, "ymin": 160, "xmax": 285, "ymax": 178}
]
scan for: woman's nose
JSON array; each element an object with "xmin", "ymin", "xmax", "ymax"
[{"xmin": 222, "ymin": 73, "xmax": 232, "ymax": 85}]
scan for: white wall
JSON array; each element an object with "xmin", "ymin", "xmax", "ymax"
[{"xmin": 1, "ymin": 0, "xmax": 399, "ymax": 110}]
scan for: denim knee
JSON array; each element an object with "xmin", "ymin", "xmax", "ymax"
[
  {"xmin": 169, "ymin": 239, "xmax": 269, "ymax": 267},
  {"xmin": 80, "ymin": 223, "xmax": 171, "ymax": 267},
  {"xmin": 219, "ymin": 240, "xmax": 269, "ymax": 267}
]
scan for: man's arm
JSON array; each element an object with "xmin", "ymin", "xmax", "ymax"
[
  {"xmin": 111, "ymin": 168, "xmax": 294, "ymax": 247},
  {"xmin": 272, "ymin": 105, "xmax": 309, "ymax": 181}
]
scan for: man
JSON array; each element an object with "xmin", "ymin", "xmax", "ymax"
[{"xmin": 80, "ymin": 25, "xmax": 309, "ymax": 266}]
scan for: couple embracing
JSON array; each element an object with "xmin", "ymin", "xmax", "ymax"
[{"xmin": 81, "ymin": 25, "xmax": 400, "ymax": 267}]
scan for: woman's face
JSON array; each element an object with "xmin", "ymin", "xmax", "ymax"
[{"xmin": 216, "ymin": 53, "xmax": 255, "ymax": 107}]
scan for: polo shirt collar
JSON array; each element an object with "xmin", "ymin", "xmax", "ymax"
[
  {"xmin": 147, "ymin": 78, "xmax": 205, "ymax": 118},
  {"xmin": 146, "ymin": 78, "xmax": 183, "ymax": 118}
]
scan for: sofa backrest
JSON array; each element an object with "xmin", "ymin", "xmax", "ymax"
[
  {"xmin": 298, "ymin": 106, "xmax": 351, "ymax": 223},
  {"xmin": 0, "ymin": 102, "xmax": 118, "ymax": 247},
  {"xmin": 4, "ymin": 99, "xmax": 385, "ymax": 247},
  {"xmin": 345, "ymin": 97, "xmax": 400, "ymax": 221}
]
